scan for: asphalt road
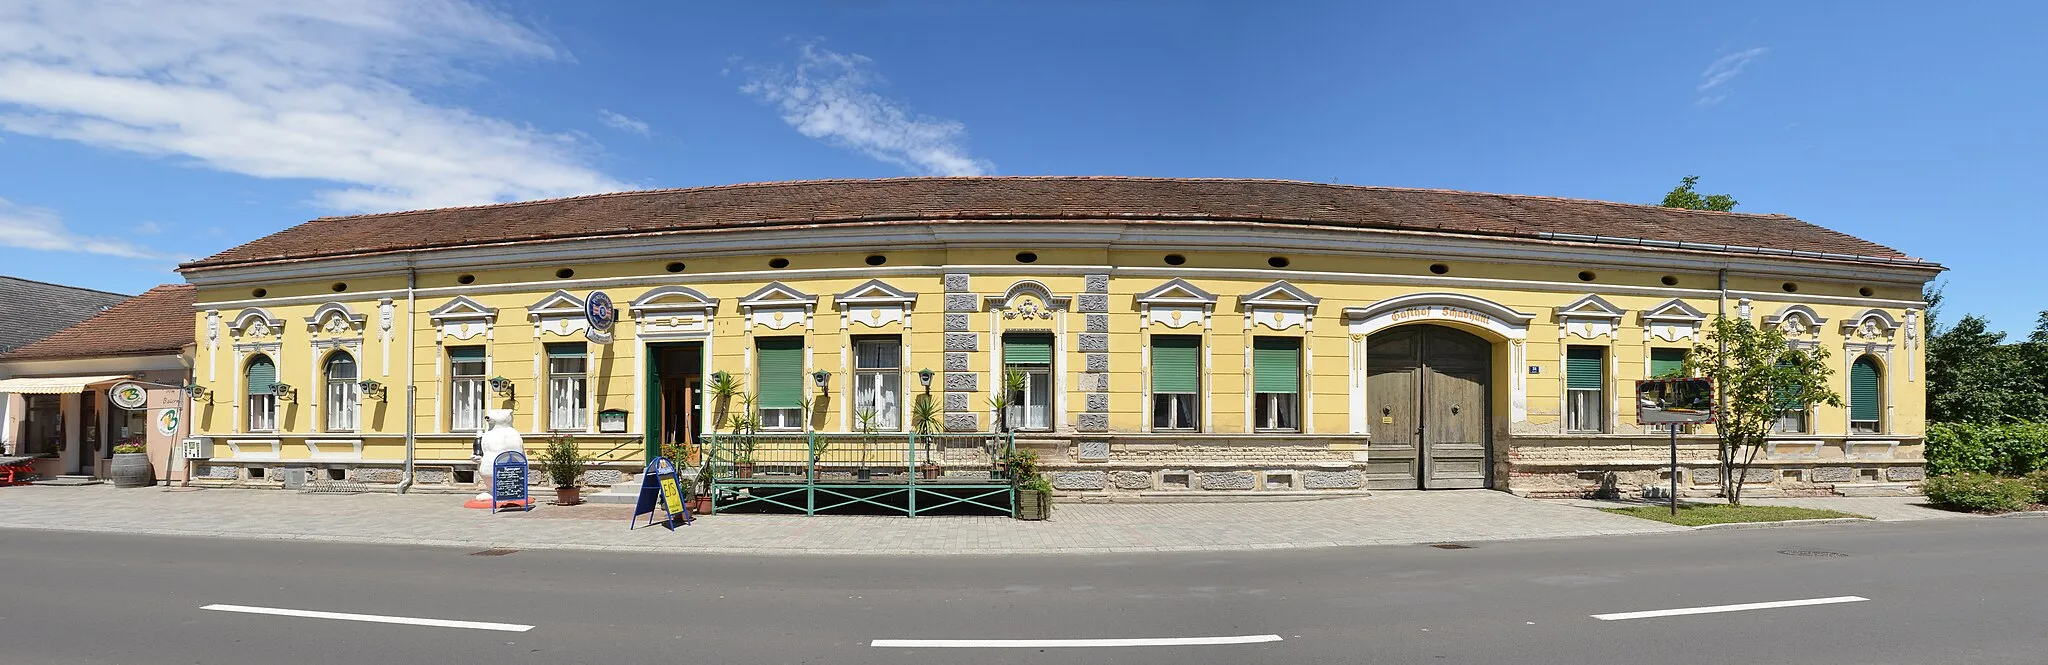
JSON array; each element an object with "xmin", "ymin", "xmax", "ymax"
[{"xmin": 2, "ymin": 517, "xmax": 2045, "ymax": 664}]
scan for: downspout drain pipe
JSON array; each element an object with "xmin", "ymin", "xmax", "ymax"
[{"xmin": 397, "ymin": 264, "xmax": 418, "ymax": 494}]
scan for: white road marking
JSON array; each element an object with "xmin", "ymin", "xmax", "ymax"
[
  {"xmin": 1592, "ymin": 595, "xmax": 1869, "ymax": 621},
  {"xmin": 200, "ymin": 604, "xmax": 534, "ymax": 632},
  {"xmin": 872, "ymin": 635, "xmax": 1282, "ymax": 648}
]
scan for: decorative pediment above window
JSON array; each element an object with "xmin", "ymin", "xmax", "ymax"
[
  {"xmin": 303, "ymin": 302, "xmax": 367, "ymax": 337},
  {"xmin": 229, "ymin": 308, "xmax": 285, "ymax": 338},
  {"xmin": 1839, "ymin": 308, "xmax": 1901, "ymax": 343},
  {"xmin": 984, "ymin": 280, "xmax": 1070, "ymax": 320},
  {"xmin": 428, "ymin": 296, "xmax": 497, "ymax": 342},
  {"xmin": 526, "ymin": 289, "xmax": 588, "ymax": 337},
  {"xmin": 1240, "ymin": 280, "xmax": 1319, "ymax": 331},
  {"xmin": 1556, "ymin": 294, "xmax": 1625, "ymax": 340},
  {"xmin": 1640, "ymin": 298, "xmax": 1707, "ymax": 343},
  {"xmin": 631, "ymin": 286, "xmax": 719, "ymax": 334},
  {"xmin": 1136, "ymin": 278, "xmax": 1216, "ymax": 329},
  {"xmin": 836, "ymin": 279, "xmax": 917, "ymax": 329},
  {"xmin": 741, "ymin": 281, "xmax": 817, "ymax": 331},
  {"xmin": 1764, "ymin": 304, "xmax": 1828, "ymax": 340}
]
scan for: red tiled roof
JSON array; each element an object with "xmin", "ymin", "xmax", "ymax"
[
  {"xmin": 179, "ymin": 177, "xmax": 1925, "ymax": 271},
  {"xmin": 0, "ymin": 284, "xmax": 195, "ymax": 361}
]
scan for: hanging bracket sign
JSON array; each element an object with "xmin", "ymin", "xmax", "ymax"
[
  {"xmin": 491, "ymin": 450, "xmax": 532, "ymax": 513},
  {"xmin": 585, "ymin": 291, "xmax": 617, "ymax": 344},
  {"xmin": 630, "ymin": 457, "xmax": 692, "ymax": 529},
  {"xmin": 109, "ymin": 382, "xmax": 149, "ymax": 410}
]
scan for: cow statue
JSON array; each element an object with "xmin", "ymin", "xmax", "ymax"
[{"xmin": 473, "ymin": 409, "xmax": 524, "ymax": 504}]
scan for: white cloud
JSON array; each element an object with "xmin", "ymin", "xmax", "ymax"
[
  {"xmin": 0, "ymin": 198, "xmax": 162, "ymax": 259},
  {"xmin": 741, "ymin": 42, "xmax": 993, "ymax": 176},
  {"xmin": 1696, "ymin": 47, "xmax": 1769, "ymax": 105},
  {"xmin": 0, "ymin": 0, "xmax": 628, "ymax": 213},
  {"xmin": 132, "ymin": 221, "xmax": 162, "ymax": 235},
  {"xmin": 598, "ymin": 109, "xmax": 650, "ymax": 137}
]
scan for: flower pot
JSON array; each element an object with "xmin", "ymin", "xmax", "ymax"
[
  {"xmin": 110, "ymin": 452, "xmax": 153, "ymax": 488},
  {"xmin": 918, "ymin": 463, "xmax": 941, "ymax": 480},
  {"xmin": 1014, "ymin": 488, "xmax": 1049, "ymax": 520},
  {"xmin": 856, "ymin": 468, "xmax": 872, "ymax": 483},
  {"xmin": 690, "ymin": 495, "xmax": 713, "ymax": 515},
  {"xmin": 735, "ymin": 463, "xmax": 754, "ymax": 479},
  {"xmin": 554, "ymin": 486, "xmax": 582, "ymax": 506}
]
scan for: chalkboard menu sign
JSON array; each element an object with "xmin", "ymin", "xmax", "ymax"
[{"xmin": 491, "ymin": 451, "xmax": 530, "ymax": 514}]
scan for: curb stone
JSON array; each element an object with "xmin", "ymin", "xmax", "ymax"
[{"xmin": 1689, "ymin": 517, "xmax": 1874, "ymax": 531}]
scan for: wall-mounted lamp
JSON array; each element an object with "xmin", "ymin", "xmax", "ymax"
[
  {"xmin": 357, "ymin": 379, "xmax": 387, "ymax": 401},
  {"xmin": 182, "ymin": 383, "xmax": 209, "ymax": 399},
  {"xmin": 268, "ymin": 382, "xmax": 297, "ymax": 402},
  {"xmin": 488, "ymin": 376, "xmax": 515, "ymax": 397},
  {"xmin": 811, "ymin": 369, "xmax": 831, "ymax": 394},
  {"xmin": 918, "ymin": 368, "xmax": 935, "ymax": 391}
]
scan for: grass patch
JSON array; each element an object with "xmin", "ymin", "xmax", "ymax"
[{"xmin": 1602, "ymin": 504, "xmax": 1868, "ymax": 526}]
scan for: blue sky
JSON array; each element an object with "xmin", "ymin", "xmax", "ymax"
[{"xmin": 1, "ymin": 1, "xmax": 2041, "ymax": 333}]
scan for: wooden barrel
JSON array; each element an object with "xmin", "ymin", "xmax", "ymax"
[{"xmin": 111, "ymin": 452, "xmax": 153, "ymax": 488}]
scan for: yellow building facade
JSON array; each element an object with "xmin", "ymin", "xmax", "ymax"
[{"xmin": 177, "ymin": 178, "xmax": 1940, "ymax": 497}]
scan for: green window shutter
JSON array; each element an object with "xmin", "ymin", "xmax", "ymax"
[
  {"xmin": 1649, "ymin": 348, "xmax": 1686, "ymax": 378},
  {"xmin": 1252, "ymin": 337, "xmax": 1301, "ymax": 394},
  {"xmin": 756, "ymin": 337, "xmax": 805, "ymax": 408},
  {"xmin": 546, "ymin": 343, "xmax": 586, "ymax": 360},
  {"xmin": 1003, "ymin": 333, "xmax": 1053, "ymax": 365},
  {"xmin": 1850, "ymin": 357, "xmax": 1881, "ymax": 421},
  {"xmin": 1151, "ymin": 336, "xmax": 1200, "ymax": 394},
  {"xmin": 448, "ymin": 346, "xmax": 485, "ymax": 362},
  {"xmin": 1565, "ymin": 347, "xmax": 1604, "ymax": 391},
  {"xmin": 245, "ymin": 357, "xmax": 277, "ymax": 394}
]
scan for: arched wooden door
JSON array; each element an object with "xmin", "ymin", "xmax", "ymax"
[{"xmin": 1365, "ymin": 325, "xmax": 1492, "ymax": 489}]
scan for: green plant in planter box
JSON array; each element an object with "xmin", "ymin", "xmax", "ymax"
[{"xmin": 541, "ymin": 435, "xmax": 593, "ymax": 488}]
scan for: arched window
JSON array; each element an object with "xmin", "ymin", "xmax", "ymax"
[
  {"xmin": 246, "ymin": 355, "xmax": 278, "ymax": 432},
  {"xmin": 1850, "ymin": 356, "xmax": 1883, "ymax": 434},
  {"xmin": 324, "ymin": 352, "xmax": 359, "ymax": 431}
]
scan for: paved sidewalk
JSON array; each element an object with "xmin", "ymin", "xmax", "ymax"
[
  {"xmin": 0, "ymin": 485, "xmax": 1686, "ymax": 556},
  {"xmin": 1548, "ymin": 496, "xmax": 1970, "ymax": 523}
]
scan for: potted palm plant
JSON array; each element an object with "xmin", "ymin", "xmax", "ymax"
[
  {"xmin": 911, "ymin": 393, "xmax": 942, "ymax": 479},
  {"xmin": 854, "ymin": 407, "xmax": 880, "ymax": 482},
  {"xmin": 690, "ymin": 463, "xmax": 715, "ymax": 515},
  {"xmin": 541, "ymin": 434, "xmax": 592, "ymax": 505}
]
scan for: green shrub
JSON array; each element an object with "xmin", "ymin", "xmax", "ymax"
[
  {"xmin": 2026, "ymin": 469, "xmax": 2048, "ymax": 505},
  {"xmin": 1926, "ymin": 422, "xmax": 2048, "ymax": 476},
  {"xmin": 1925, "ymin": 473, "xmax": 2037, "ymax": 513}
]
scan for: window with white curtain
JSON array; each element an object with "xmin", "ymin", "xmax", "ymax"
[
  {"xmin": 450, "ymin": 347, "xmax": 488, "ymax": 432},
  {"xmin": 324, "ymin": 352, "xmax": 359, "ymax": 431},
  {"xmin": 853, "ymin": 337, "xmax": 902, "ymax": 431},
  {"xmin": 245, "ymin": 354, "xmax": 278, "ymax": 432},
  {"xmin": 547, "ymin": 344, "xmax": 588, "ymax": 431}
]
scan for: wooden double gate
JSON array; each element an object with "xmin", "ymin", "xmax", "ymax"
[{"xmin": 1365, "ymin": 324, "xmax": 1493, "ymax": 490}]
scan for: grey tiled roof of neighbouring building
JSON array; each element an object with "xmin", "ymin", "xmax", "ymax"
[{"xmin": 0, "ymin": 276, "xmax": 130, "ymax": 354}]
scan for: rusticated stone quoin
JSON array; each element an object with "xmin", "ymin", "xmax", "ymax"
[
  {"xmin": 944, "ymin": 372, "xmax": 978, "ymax": 392},
  {"xmin": 944, "ymin": 293, "xmax": 978, "ymax": 312},
  {"xmin": 1886, "ymin": 466, "xmax": 1925, "ymax": 481},
  {"xmin": 944, "ymin": 332, "xmax": 978, "ymax": 352},
  {"xmin": 1086, "ymin": 314, "xmax": 1108, "ymax": 333},
  {"xmin": 199, "ymin": 464, "xmax": 238, "ymax": 479},
  {"xmin": 1809, "ymin": 466, "xmax": 1855, "ymax": 483},
  {"xmin": 1078, "ymin": 373, "xmax": 1108, "ymax": 392},
  {"xmin": 1078, "ymin": 333, "xmax": 1109, "ymax": 352},
  {"xmin": 944, "ymin": 413, "xmax": 979, "ymax": 432},
  {"xmin": 943, "ymin": 392, "xmax": 970, "ymax": 412},
  {"xmin": 415, "ymin": 468, "xmax": 451, "ymax": 484},
  {"xmin": 944, "ymin": 313, "xmax": 971, "ymax": 331},
  {"xmin": 944, "ymin": 352, "xmax": 970, "ymax": 371},
  {"xmin": 1076, "ymin": 413, "xmax": 1109, "ymax": 432},
  {"xmin": 944, "ymin": 273, "xmax": 971, "ymax": 292},
  {"xmin": 1111, "ymin": 470, "xmax": 1153, "ymax": 490},
  {"xmin": 1199, "ymin": 472, "xmax": 1256, "ymax": 490},
  {"xmin": 1076, "ymin": 440, "xmax": 1110, "ymax": 461},
  {"xmin": 1086, "ymin": 353, "xmax": 1109, "ymax": 372},
  {"xmin": 1084, "ymin": 274, "xmax": 1109, "ymax": 294},
  {"xmin": 1051, "ymin": 471, "xmax": 1107, "ymax": 491},
  {"xmin": 1086, "ymin": 393, "xmax": 1109, "ymax": 412},
  {"xmin": 1077, "ymin": 293, "xmax": 1109, "ymax": 313},
  {"xmin": 355, "ymin": 467, "xmax": 403, "ymax": 483},
  {"xmin": 1303, "ymin": 470, "xmax": 1363, "ymax": 489}
]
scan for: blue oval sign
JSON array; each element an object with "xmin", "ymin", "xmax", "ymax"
[{"xmin": 585, "ymin": 291, "xmax": 616, "ymax": 334}]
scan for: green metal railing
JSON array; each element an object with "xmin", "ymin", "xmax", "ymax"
[{"xmin": 703, "ymin": 431, "xmax": 1016, "ymax": 516}]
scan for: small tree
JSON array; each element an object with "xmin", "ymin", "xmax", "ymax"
[
  {"xmin": 1661, "ymin": 175, "xmax": 1738, "ymax": 212},
  {"xmin": 1685, "ymin": 317, "xmax": 1842, "ymax": 503}
]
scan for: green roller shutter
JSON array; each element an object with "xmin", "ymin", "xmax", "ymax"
[
  {"xmin": 448, "ymin": 346, "xmax": 485, "ymax": 362},
  {"xmin": 1253, "ymin": 337, "xmax": 1301, "ymax": 394},
  {"xmin": 1151, "ymin": 336, "xmax": 1200, "ymax": 394},
  {"xmin": 1565, "ymin": 347, "xmax": 1604, "ymax": 391},
  {"xmin": 756, "ymin": 337, "xmax": 805, "ymax": 408},
  {"xmin": 245, "ymin": 356, "xmax": 277, "ymax": 394},
  {"xmin": 1649, "ymin": 348, "xmax": 1686, "ymax": 378},
  {"xmin": 1850, "ymin": 357, "xmax": 1881, "ymax": 422},
  {"xmin": 1772, "ymin": 360, "xmax": 1805, "ymax": 411},
  {"xmin": 1003, "ymin": 333, "xmax": 1052, "ymax": 365},
  {"xmin": 546, "ymin": 343, "xmax": 586, "ymax": 359}
]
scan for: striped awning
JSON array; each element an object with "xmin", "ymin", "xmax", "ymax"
[{"xmin": 0, "ymin": 375, "xmax": 132, "ymax": 394}]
